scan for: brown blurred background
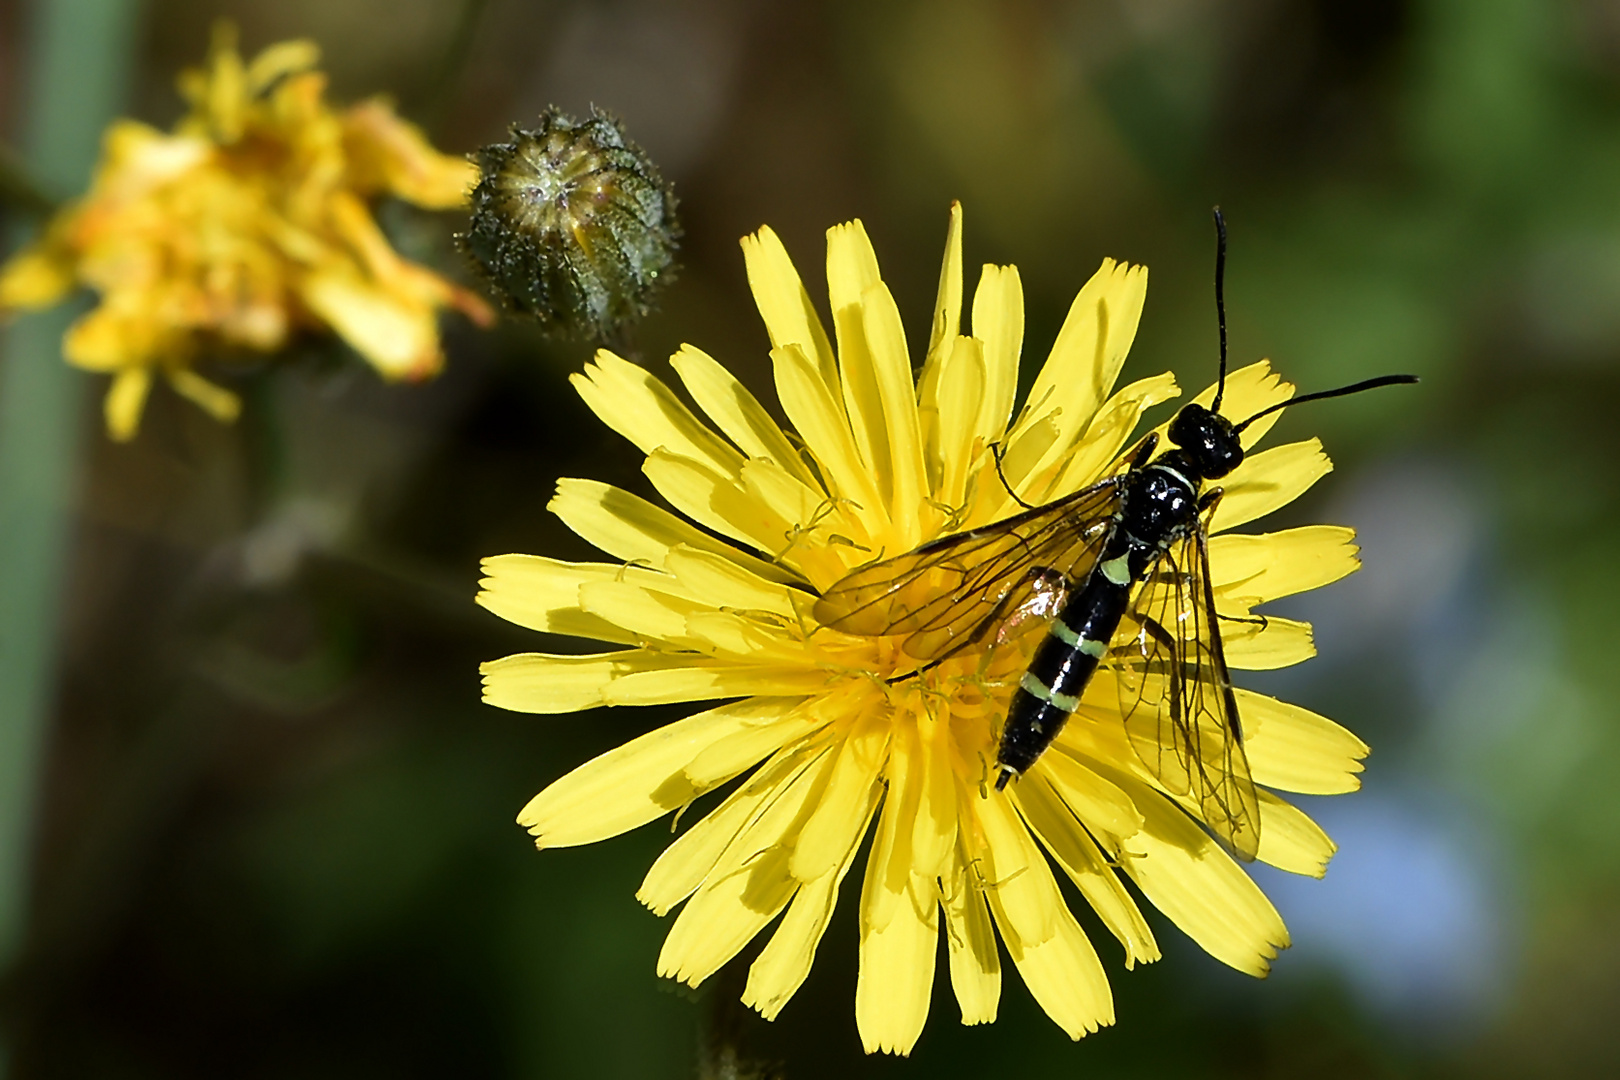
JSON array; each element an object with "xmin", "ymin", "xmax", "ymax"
[{"xmin": 3, "ymin": 0, "xmax": 1619, "ymax": 1076}]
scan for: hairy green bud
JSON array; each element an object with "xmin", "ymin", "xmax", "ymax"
[{"xmin": 459, "ymin": 108, "xmax": 679, "ymax": 339}]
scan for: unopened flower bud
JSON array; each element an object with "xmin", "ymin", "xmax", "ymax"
[{"xmin": 460, "ymin": 108, "xmax": 679, "ymax": 339}]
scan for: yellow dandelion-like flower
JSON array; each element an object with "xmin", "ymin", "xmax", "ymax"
[
  {"xmin": 0, "ymin": 24, "xmax": 493, "ymax": 441},
  {"xmin": 479, "ymin": 203, "xmax": 1370, "ymax": 1054}
]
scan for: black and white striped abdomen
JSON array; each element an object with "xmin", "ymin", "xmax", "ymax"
[
  {"xmin": 993, "ymin": 460, "xmax": 1203, "ymax": 790},
  {"xmin": 993, "ymin": 545, "xmax": 1134, "ymax": 789}
]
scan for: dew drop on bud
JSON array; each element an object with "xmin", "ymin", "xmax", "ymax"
[{"xmin": 459, "ymin": 108, "xmax": 680, "ymax": 339}]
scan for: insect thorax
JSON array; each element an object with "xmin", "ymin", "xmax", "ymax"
[{"xmin": 1119, "ymin": 458, "xmax": 1199, "ymax": 551}]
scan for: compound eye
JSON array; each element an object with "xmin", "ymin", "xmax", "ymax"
[
  {"xmin": 1197, "ymin": 428, "xmax": 1244, "ymax": 478},
  {"xmin": 1168, "ymin": 404, "xmax": 1212, "ymax": 448}
]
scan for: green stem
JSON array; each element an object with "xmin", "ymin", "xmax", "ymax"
[
  {"xmin": 418, "ymin": 0, "xmax": 493, "ymax": 138},
  {"xmin": 0, "ymin": 0, "xmax": 141, "ymax": 1054}
]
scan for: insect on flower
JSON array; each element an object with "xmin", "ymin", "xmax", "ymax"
[
  {"xmin": 814, "ymin": 210, "xmax": 1416, "ymax": 860},
  {"xmin": 484, "ymin": 202, "xmax": 1402, "ymax": 1051}
]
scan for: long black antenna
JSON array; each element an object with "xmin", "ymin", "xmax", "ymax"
[
  {"xmin": 1233, "ymin": 374, "xmax": 1419, "ymax": 434},
  {"xmin": 1212, "ymin": 207, "xmax": 1230, "ymax": 414}
]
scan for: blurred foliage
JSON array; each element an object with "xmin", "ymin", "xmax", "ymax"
[{"xmin": 4, "ymin": 0, "xmax": 1620, "ymax": 1076}]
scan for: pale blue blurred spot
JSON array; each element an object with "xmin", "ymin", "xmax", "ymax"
[{"xmin": 1257, "ymin": 794, "xmax": 1513, "ymax": 1037}]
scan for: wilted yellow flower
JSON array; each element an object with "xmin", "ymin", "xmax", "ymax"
[
  {"xmin": 479, "ymin": 204, "xmax": 1369, "ymax": 1054},
  {"xmin": 0, "ymin": 25, "xmax": 493, "ymax": 440}
]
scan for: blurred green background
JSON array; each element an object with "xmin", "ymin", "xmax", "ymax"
[{"xmin": 2, "ymin": 0, "xmax": 1617, "ymax": 1076}]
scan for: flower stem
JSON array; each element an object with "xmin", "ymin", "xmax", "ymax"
[
  {"xmin": 697, "ymin": 956, "xmax": 785, "ymax": 1080},
  {"xmin": 0, "ymin": 0, "xmax": 141, "ymax": 1060}
]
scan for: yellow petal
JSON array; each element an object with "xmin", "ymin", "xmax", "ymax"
[
  {"xmin": 907, "ymin": 706, "xmax": 959, "ymax": 892},
  {"xmin": 1010, "ymin": 258, "xmax": 1147, "ymax": 481},
  {"xmin": 770, "ymin": 343, "xmax": 884, "ymax": 532},
  {"xmin": 792, "ymin": 710, "xmax": 891, "ymax": 881},
  {"xmin": 932, "ymin": 335, "xmax": 986, "ymax": 511},
  {"xmin": 104, "ymin": 368, "xmax": 152, "ymax": 441},
  {"xmin": 669, "ymin": 344, "xmax": 817, "ymax": 485},
  {"xmin": 744, "ymin": 872, "xmax": 840, "ymax": 1020},
  {"xmin": 1034, "ymin": 745, "xmax": 1144, "ymax": 845},
  {"xmin": 663, "ymin": 544, "xmax": 807, "ymax": 620},
  {"xmin": 299, "ymin": 266, "xmax": 443, "ymax": 381},
  {"xmin": 1255, "ymin": 790, "xmax": 1337, "ymax": 878},
  {"xmin": 600, "ymin": 660, "xmax": 831, "ymax": 706},
  {"xmin": 576, "ymin": 577, "xmax": 706, "ymax": 646},
  {"xmin": 657, "ymin": 841, "xmax": 799, "ymax": 987},
  {"xmin": 95, "ymin": 120, "xmax": 210, "ymax": 193},
  {"xmin": 745, "ymin": 846, "xmax": 868, "ymax": 1020},
  {"xmin": 0, "ymin": 241, "xmax": 76, "ymax": 310},
  {"xmin": 1040, "ymin": 372, "xmax": 1179, "ymax": 501},
  {"xmin": 475, "ymin": 554, "xmax": 644, "ymax": 644},
  {"xmin": 916, "ymin": 203, "xmax": 965, "ymax": 493},
  {"xmin": 941, "ymin": 846, "xmax": 1000, "ymax": 1026},
  {"xmin": 737, "ymin": 460, "xmax": 859, "ymax": 588},
  {"xmin": 64, "ymin": 304, "xmax": 165, "ymax": 372},
  {"xmin": 681, "ymin": 705, "xmax": 826, "ymax": 790},
  {"xmin": 924, "ymin": 201, "xmax": 964, "ymax": 367},
  {"xmin": 968, "ymin": 787, "xmax": 1055, "ymax": 947},
  {"xmin": 681, "ymin": 610, "xmax": 806, "ymax": 662},
  {"xmin": 826, "ymin": 221, "xmax": 891, "ymax": 505},
  {"xmin": 969, "ymin": 262, "xmax": 1023, "ymax": 448},
  {"xmin": 1238, "ymin": 689, "xmax": 1368, "ymax": 795},
  {"xmin": 166, "ymin": 368, "xmax": 241, "ymax": 422},
  {"xmin": 1014, "ymin": 776, "xmax": 1158, "ymax": 967},
  {"xmin": 1107, "ymin": 772, "xmax": 1289, "ymax": 976},
  {"xmin": 341, "ymin": 98, "xmax": 476, "ymax": 207},
  {"xmin": 571, "ymin": 351, "xmax": 745, "ymax": 477},
  {"xmin": 1004, "ymin": 905, "xmax": 1114, "ymax": 1041},
  {"xmin": 517, "ymin": 697, "xmax": 805, "ymax": 848},
  {"xmin": 642, "ymin": 449, "xmax": 789, "ymax": 558},
  {"xmin": 1222, "ymin": 615, "xmax": 1316, "ymax": 670},
  {"xmin": 860, "ymin": 279, "xmax": 929, "ymax": 544},
  {"xmin": 244, "ymin": 38, "xmax": 321, "ymax": 94},
  {"xmin": 859, "ymin": 708, "xmax": 927, "ymax": 937},
  {"xmin": 979, "ymin": 819, "xmax": 1114, "ymax": 1040},
  {"xmin": 1209, "ymin": 525, "xmax": 1359, "ymax": 603},
  {"xmin": 197, "ymin": 21, "xmax": 247, "ymax": 141},
  {"xmin": 742, "ymin": 225, "xmax": 839, "ymax": 391},
  {"xmin": 657, "ymin": 741, "xmax": 837, "ymax": 986},
  {"xmin": 826, "ymin": 218, "xmax": 882, "ymax": 319},
  {"xmin": 967, "ymin": 409, "xmax": 1062, "ymax": 524},
  {"xmin": 1211, "ymin": 439, "xmax": 1332, "ymax": 533},
  {"xmin": 855, "ymin": 874, "xmax": 937, "ymax": 1055},
  {"xmin": 547, "ymin": 478, "xmax": 794, "ymax": 585},
  {"xmin": 638, "ymin": 745, "xmax": 818, "ymax": 915},
  {"xmin": 479, "ymin": 650, "xmax": 712, "ymax": 713}
]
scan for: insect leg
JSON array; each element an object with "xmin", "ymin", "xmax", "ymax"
[
  {"xmin": 989, "ymin": 567, "xmax": 1069, "ymax": 647},
  {"xmin": 1125, "ymin": 432, "xmax": 1159, "ymax": 471},
  {"xmin": 1132, "ymin": 612, "xmax": 1186, "ymax": 758},
  {"xmin": 989, "ymin": 441, "xmax": 1038, "ymax": 511}
]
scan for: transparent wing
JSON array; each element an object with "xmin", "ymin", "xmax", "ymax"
[
  {"xmin": 1113, "ymin": 504, "xmax": 1261, "ymax": 861},
  {"xmin": 813, "ymin": 478, "xmax": 1125, "ymax": 663}
]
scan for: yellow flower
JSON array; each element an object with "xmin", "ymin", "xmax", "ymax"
[
  {"xmin": 478, "ymin": 203, "xmax": 1369, "ymax": 1054},
  {"xmin": 0, "ymin": 25, "xmax": 493, "ymax": 440}
]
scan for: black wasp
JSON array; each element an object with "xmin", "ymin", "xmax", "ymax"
[{"xmin": 813, "ymin": 210, "xmax": 1415, "ymax": 860}]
